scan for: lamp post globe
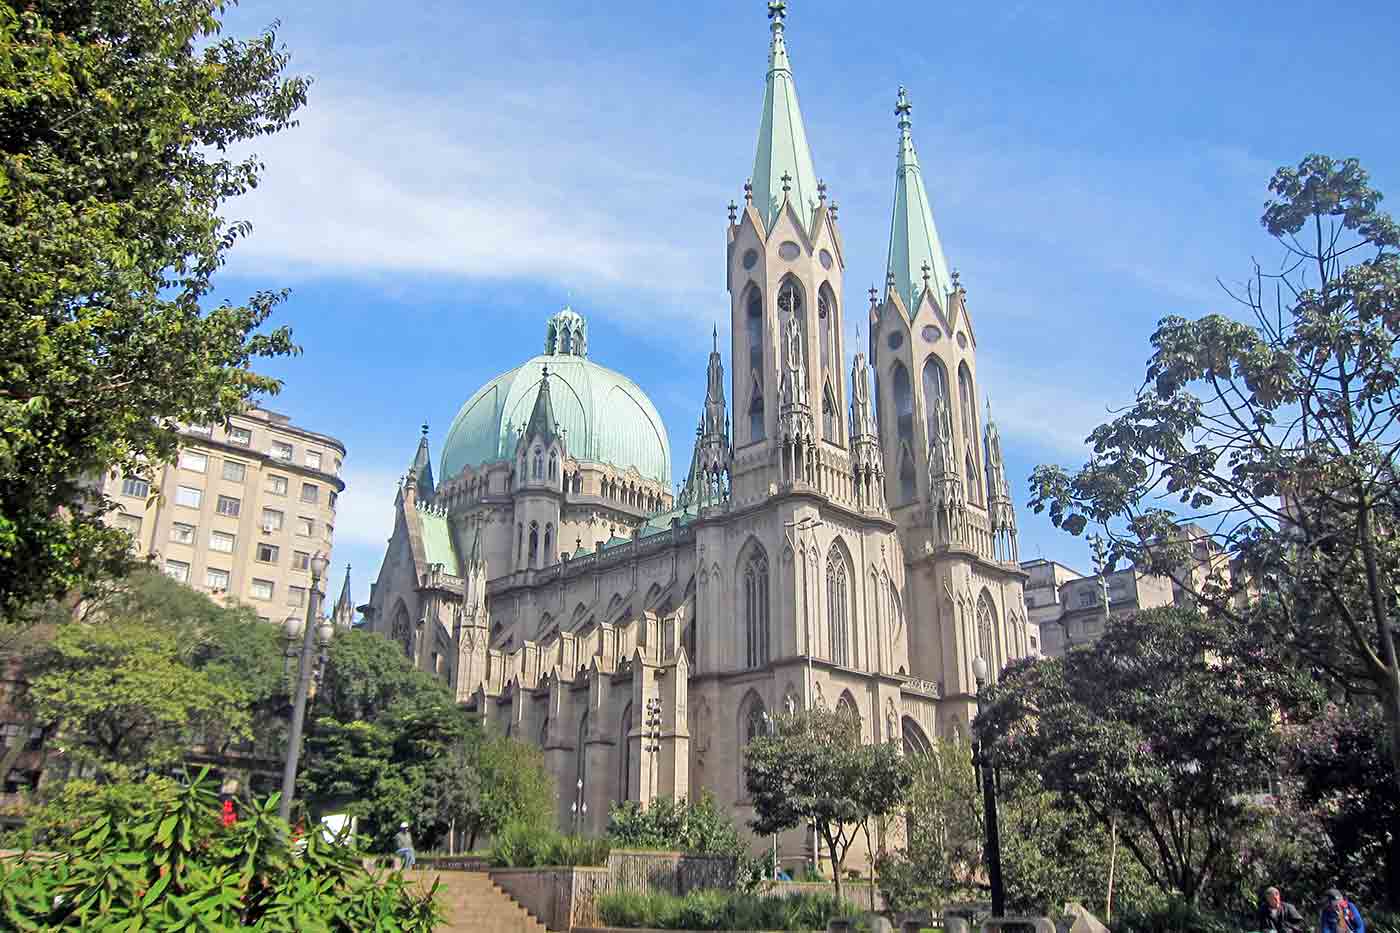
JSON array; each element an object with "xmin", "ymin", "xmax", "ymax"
[
  {"xmin": 310, "ymin": 551, "xmax": 330, "ymax": 579},
  {"xmin": 972, "ymin": 655, "xmax": 989, "ymax": 686}
]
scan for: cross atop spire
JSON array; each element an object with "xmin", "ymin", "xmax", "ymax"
[
  {"xmin": 768, "ymin": 0, "xmax": 787, "ymax": 24},
  {"xmin": 895, "ymin": 85, "xmax": 912, "ymax": 130}
]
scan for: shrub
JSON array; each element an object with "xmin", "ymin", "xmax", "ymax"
[
  {"xmin": 488, "ymin": 822, "xmax": 609, "ymax": 868},
  {"xmin": 0, "ymin": 769, "xmax": 440, "ymax": 931},
  {"xmin": 596, "ymin": 889, "xmax": 861, "ymax": 930},
  {"xmin": 607, "ymin": 791, "xmax": 744, "ymax": 857},
  {"xmin": 1112, "ymin": 899, "xmax": 1236, "ymax": 933}
]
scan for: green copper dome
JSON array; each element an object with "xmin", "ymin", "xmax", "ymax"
[{"xmin": 440, "ymin": 312, "xmax": 672, "ymax": 485}]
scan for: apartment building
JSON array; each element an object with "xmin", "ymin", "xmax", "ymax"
[{"xmin": 100, "ymin": 408, "xmax": 347, "ymax": 622}]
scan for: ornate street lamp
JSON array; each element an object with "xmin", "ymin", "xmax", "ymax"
[
  {"xmin": 570, "ymin": 777, "xmax": 587, "ymax": 834},
  {"xmin": 971, "ymin": 655, "xmax": 1005, "ymax": 918},
  {"xmin": 279, "ymin": 551, "xmax": 331, "ymax": 824}
]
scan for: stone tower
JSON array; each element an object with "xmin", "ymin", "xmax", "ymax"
[{"xmin": 869, "ymin": 86, "xmax": 1030, "ymax": 735}]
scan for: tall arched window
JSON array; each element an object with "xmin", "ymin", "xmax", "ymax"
[
  {"xmin": 958, "ymin": 362, "xmax": 979, "ymax": 501},
  {"xmin": 548, "ymin": 451, "xmax": 557, "ymax": 480},
  {"xmin": 517, "ymin": 523, "xmax": 524, "ymax": 564},
  {"xmin": 543, "ymin": 524, "xmax": 553, "ymax": 566},
  {"xmin": 619, "ymin": 703, "xmax": 633, "ymax": 801},
  {"xmin": 744, "ymin": 695, "xmax": 768, "ymax": 744},
  {"xmin": 532, "ymin": 446, "xmax": 543, "ymax": 479},
  {"xmin": 747, "ymin": 291, "xmax": 765, "ymax": 443},
  {"xmin": 819, "ymin": 288, "xmax": 840, "ymax": 444},
  {"xmin": 836, "ymin": 692, "xmax": 860, "ymax": 729},
  {"xmin": 976, "ymin": 590, "xmax": 998, "ymax": 677},
  {"xmin": 827, "ymin": 544, "xmax": 849, "ymax": 666},
  {"xmin": 902, "ymin": 717, "xmax": 931, "ymax": 757},
  {"xmin": 744, "ymin": 549, "xmax": 770, "ymax": 668},
  {"xmin": 922, "ymin": 356, "xmax": 950, "ymax": 445},
  {"xmin": 892, "ymin": 362, "xmax": 916, "ymax": 503},
  {"xmin": 576, "ymin": 710, "xmax": 589, "ymax": 795},
  {"xmin": 528, "ymin": 522, "xmax": 539, "ymax": 568}
]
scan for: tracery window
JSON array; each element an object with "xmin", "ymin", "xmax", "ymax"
[
  {"xmin": 976, "ymin": 590, "xmax": 997, "ymax": 677},
  {"xmin": 892, "ymin": 362, "xmax": 916, "ymax": 502},
  {"xmin": 543, "ymin": 524, "xmax": 553, "ymax": 566},
  {"xmin": 744, "ymin": 696, "xmax": 768, "ymax": 744},
  {"xmin": 827, "ymin": 544, "xmax": 850, "ymax": 667},
  {"xmin": 528, "ymin": 522, "xmax": 539, "ymax": 568},
  {"xmin": 747, "ymin": 292, "xmax": 765, "ymax": 442},
  {"xmin": 922, "ymin": 356, "xmax": 950, "ymax": 446},
  {"xmin": 744, "ymin": 550, "xmax": 770, "ymax": 668},
  {"xmin": 958, "ymin": 363, "xmax": 980, "ymax": 502},
  {"xmin": 548, "ymin": 451, "xmax": 557, "ymax": 480},
  {"xmin": 532, "ymin": 446, "xmax": 543, "ymax": 480}
]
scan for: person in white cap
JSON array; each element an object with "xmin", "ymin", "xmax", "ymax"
[{"xmin": 394, "ymin": 821, "xmax": 416, "ymax": 871}]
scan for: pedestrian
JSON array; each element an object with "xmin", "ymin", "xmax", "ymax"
[
  {"xmin": 1255, "ymin": 885, "xmax": 1304, "ymax": 933},
  {"xmin": 395, "ymin": 821, "xmax": 416, "ymax": 871},
  {"xmin": 1319, "ymin": 888, "xmax": 1365, "ymax": 933}
]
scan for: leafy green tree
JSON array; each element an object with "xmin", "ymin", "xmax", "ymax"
[
  {"xmin": 0, "ymin": 0, "xmax": 305, "ymax": 625},
  {"xmin": 458, "ymin": 728, "xmax": 556, "ymax": 851},
  {"xmin": 607, "ymin": 791, "xmax": 745, "ymax": 856},
  {"xmin": 851, "ymin": 738, "xmax": 912, "ymax": 911},
  {"xmin": 744, "ymin": 706, "xmax": 870, "ymax": 904},
  {"xmin": 1026, "ymin": 155, "xmax": 1400, "ymax": 803},
  {"xmin": 0, "ymin": 769, "xmax": 440, "ymax": 930},
  {"xmin": 977, "ymin": 607, "xmax": 1321, "ymax": 904}
]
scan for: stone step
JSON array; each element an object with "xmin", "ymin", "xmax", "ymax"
[{"xmin": 403, "ymin": 869, "xmax": 549, "ymax": 933}]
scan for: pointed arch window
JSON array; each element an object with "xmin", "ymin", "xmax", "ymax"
[
  {"xmin": 836, "ymin": 692, "xmax": 860, "ymax": 728},
  {"xmin": 976, "ymin": 590, "xmax": 998, "ymax": 677},
  {"xmin": 746, "ymin": 292, "xmax": 765, "ymax": 443},
  {"xmin": 892, "ymin": 362, "xmax": 917, "ymax": 503},
  {"xmin": 827, "ymin": 544, "xmax": 850, "ymax": 667},
  {"xmin": 576, "ymin": 709, "xmax": 589, "ymax": 790},
  {"xmin": 548, "ymin": 451, "xmax": 558, "ymax": 480},
  {"xmin": 619, "ymin": 703, "xmax": 633, "ymax": 801},
  {"xmin": 744, "ymin": 696, "xmax": 768, "ymax": 744},
  {"xmin": 532, "ymin": 446, "xmax": 544, "ymax": 480},
  {"xmin": 744, "ymin": 550, "xmax": 770, "ymax": 668},
  {"xmin": 543, "ymin": 524, "xmax": 554, "ymax": 566},
  {"xmin": 822, "ymin": 381, "xmax": 838, "ymax": 445},
  {"xmin": 528, "ymin": 522, "xmax": 539, "ymax": 568},
  {"xmin": 922, "ymin": 356, "xmax": 950, "ymax": 447}
]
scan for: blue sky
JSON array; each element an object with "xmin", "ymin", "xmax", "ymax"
[{"xmin": 214, "ymin": 0, "xmax": 1400, "ymax": 596}]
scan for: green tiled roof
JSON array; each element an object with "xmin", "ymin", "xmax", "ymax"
[
  {"xmin": 417, "ymin": 506, "xmax": 459, "ymax": 569},
  {"xmin": 750, "ymin": 3, "xmax": 819, "ymax": 232},
  {"xmin": 886, "ymin": 86, "xmax": 953, "ymax": 316},
  {"xmin": 440, "ymin": 351, "xmax": 671, "ymax": 484}
]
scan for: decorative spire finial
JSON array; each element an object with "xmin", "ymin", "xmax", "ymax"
[
  {"xmin": 868, "ymin": 285, "xmax": 878, "ymax": 306},
  {"xmin": 421, "ymin": 421, "xmax": 429, "ymax": 437},
  {"xmin": 780, "ymin": 171, "xmax": 792, "ymax": 194},
  {"xmin": 895, "ymin": 85, "xmax": 912, "ymax": 133},
  {"xmin": 817, "ymin": 179, "xmax": 827, "ymax": 202},
  {"xmin": 744, "ymin": 180, "xmax": 753, "ymax": 204},
  {"xmin": 712, "ymin": 324, "xmax": 718, "ymax": 352},
  {"xmin": 829, "ymin": 201, "xmax": 838, "ymax": 219},
  {"xmin": 728, "ymin": 200, "xmax": 737, "ymax": 223},
  {"xmin": 886, "ymin": 268, "xmax": 896, "ymax": 288},
  {"xmin": 768, "ymin": 0, "xmax": 787, "ymax": 25},
  {"xmin": 921, "ymin": 260, "xmax": 931, "ymax": 288},
  {"xmin": 951, "ymin": 268, "xmax": 963, "ymax": 291}
]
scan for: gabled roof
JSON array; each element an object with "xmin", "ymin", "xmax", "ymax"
[
  {"xmin": 750, "ymin": 1, "xmax": 820, "ymax": 233},
  {"xmin": 886, "ymin": 86, "xmax": 953, "ymax": 317}
]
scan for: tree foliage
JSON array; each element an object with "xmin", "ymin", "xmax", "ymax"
[
  {"xmin": 455, "ymin": 729, "xmax": 554, "ymax": 851},
  {"xmin": 1026, "ymin": 154, "xmax": 1400, "ymax": 807},
  {"xmin": 0, "ymin": 769, "xmax": 440, "ymax": 931},
  {"xmin": 0, "ymin": 0, "xmax": 306, "ymax": 623},
  {"xmin": 744, "ymin": 706, "xmax": 911, "ymax": 904},
  {"xmin": 977, "ymin": 607, "xmax": 1321, "ymax": 904},
  {"xmin": 607, "ymin": 792, "xmax": 744, "ymax": 857}
]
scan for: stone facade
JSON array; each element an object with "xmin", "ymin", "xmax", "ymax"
[{"xmin": 360, "ymin": 6, "xmax": 1033, "ymax": 865}]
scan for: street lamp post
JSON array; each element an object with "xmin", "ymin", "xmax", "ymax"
[
  {"xmin": 279, "ymin": 551, "xmax": 331, "ymax": 824},
  {"xmin": 570, "ymin": 778, "xmax": 587, "ymax": 834},
  {"xmin": 971, "ymin": 656, "xmax": 1005, "ymax": 918},
  {"xmin": 761, "ymin": 712, "xmax": 779, "ymax": 881}
]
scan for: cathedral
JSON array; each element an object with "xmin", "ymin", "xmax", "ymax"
[{"xmin": 360, "ymin": 2, "xmax": 1033, "ymax": 860}]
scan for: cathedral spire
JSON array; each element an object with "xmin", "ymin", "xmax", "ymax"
[
  {"xmin": 886, "ymin": 86, "xmax": 953, "ymax": 316},
  {"xmin": 332, "ymin": 564, "xmax": 355, "ymax": 629},
  {"xmin": 408, "ymin": 421, "xmax": 435, "ymax": 501},
  {"xmin": 524, "ymin": 366, "xmax": 560, "ymax": 445},
  {"xmin": 750, "ymin": 0, "xmax": 820, "ymax": 232}
]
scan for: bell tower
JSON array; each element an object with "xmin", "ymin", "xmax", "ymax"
[{"xmin": 726, "ymin": 0, "xmax": 849, "ymax": 502}]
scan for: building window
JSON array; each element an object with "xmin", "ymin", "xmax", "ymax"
[
  {"xmin": 215, "ymin": 495, "xmax": 241, "ymax": 517},
  {"xmin": 222, "ymin": 460, "xmax": 247, "ymax": 482},
  {"xmin": 270, "ymin": 441, "xmax": 293, "ymax": 462},
  {"xmin": 296, "ymin": 517, "xmax": 314, "ymax": 537},
  {"xmin": 261, "ymin": 508, "xmax": 284, "ymax": 532},
  {"xmin": 121, "ymin": 476, "xmax": 150, "ymax": 499},
  {"xmin": 306, "ymin": 450, "xmax": 322, "ymax": 470},
  {"xmin": 746, "ymin": 291, "xmax": 765, "ymax": 443},
  {"xmin": 892, "ymin": 361, "xmax": 916, "ymax": 503},
  {"xmin": 528, "ymin": 522, "xmax": 539, "ymax": 567},
  {"xmin": 744, "ymin": 550, "xmax": 770, "ymax": 668},
  {"xmin": 170, "ymin": 522, "xmax": 196, "ymax": 545},
  {"xmin": 209, "ymin": 530, "xmax": 235, "ymax": 553},
  {"xmin": 292, "ymin": 550, "xmax": 310, "ymax": 570},
  {"xmin": 300, "ymin": 483, "xmax": 319, "ymax": 504},
  {"xmin": 255, "ymin": 543, "xmax": 280, "ymax": 564},
  {"xmin": 227, "ymin": 426, "xmax": 252, "ymax": 447},
  {"xmin": 206, "ymin": 567, "xmax": 229, "ymax": 590},
  {"xmin": 113, "ymin": 512, "xmax": 142, "ymax": 540},
  {"xmin": 176, "ymin": 486, "xmax": 203, "ymax": 509},
  {"xmin": 328, "ymin": 490, "xmax": 338, "ymax": 510},
  {"xmin": 164, "ymin": 559, "xmax": 190, "ymax": 584},
  {"xmin": 333, "ymin": 457, "xmax": 342, "ymax": 475},
  {"xmin": 287, "ymin": 585, "xmax": 307, "ymax": 607},
  {"xmin": 186, "ymin": 424, "xmax": 213, "ymax": 438},
  {"xmin": 267, "ymin": 475, "xmax": 288, "ymax": 496},
  {"xmin": 250, "ymin": 579, "xmax": 274, "ymax": 601},
  {"xmin": 179, "ymin": 450, "xmax": 208, "ymax": 473},
  {"xmin": 531, "ymin": 447, "xmax": 543, "ymax": 480},
  {"xmin": 976, "ymin": 591, "xmax": 997, "ymax": 676},
  {"xmin": 827, "ymin": 544, "xmax": 849, "ymax": 667},
  {"xmin": 325, "ymin": 523, "xmax": 333, "ymax": 541}
]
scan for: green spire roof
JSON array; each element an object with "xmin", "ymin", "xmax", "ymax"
[
  {"xmin": 410, "ymin": 422, "xmax": 435, "ymax": 498},
  {"xmin": 750, "ymin": 1, "xmax": 819, "ymax": 232},
  {"xmin": 886, "ymin": 86, "xmax": 953, "ymax": 316},
  {"xmin": 524, "ymin": 366, "xmax": 560, "ymax": 444}
]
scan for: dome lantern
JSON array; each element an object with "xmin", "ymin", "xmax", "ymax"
[{"xmin": 545, "ymin": 306, "xmax": 588, "ymax": 358}]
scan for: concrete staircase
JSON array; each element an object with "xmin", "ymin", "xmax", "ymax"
[{"xmin": 405, "ymin": 870, "xmax": 550, "ymax": 933}]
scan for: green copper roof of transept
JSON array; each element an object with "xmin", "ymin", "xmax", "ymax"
[
  {"xmin": 750, "ymin": 1, "xmax": 820, "ymax": 232},
  {"xmin": 416, "ymin": 505, "xmax": 459, "ymax": 569},
  {"xmin": 886, "ymin": 86, "xmax": 953, "ymax": 316}
]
